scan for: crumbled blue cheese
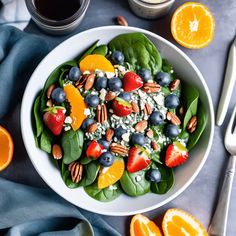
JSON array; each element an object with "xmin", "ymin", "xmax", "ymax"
[
  {"xmin": 83, "ymin": 70, "xmax": 90, "ymax": 75},
  {"xmin": 95, "ymin": 69, "xmax": 105, "ymax": 77},
  {"xmin": 91, "ymin": 90, "xmax": 99, "ymax": 95},
  {"xmin": 64, "ymin": 116, "xmax": 72, "ymax": 124},
  {"xmin": 84, "ymin": 108, "xmax": 91, "ymax": 116},
  {"xmin": 108, "ymin": 185, "xmax": 118, "ymax": 191},
  {"xmin": 64, "ymin": 126, "xmax": 71, "ymax": 131},
  {"xmin": 106, "ymin": 72, "xmax": 115, "ymax": 79},
  {"xmin": 122, "ymin": 132, "xmax": 130, "ymax": 142},
  {"xmin": 135, "ymin": 175, "xmax": 142, "ymax": 182},
  {"xmin": 99, "ymin": 88, "xmax": 107, "ymax": 101},
  {"xmin": 153, "ymin": 93, "xmax": 165, "ymax": 106}
]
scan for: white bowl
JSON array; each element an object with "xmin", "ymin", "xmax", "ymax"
[{"xmin": 21, "ymin": 26, "xmax": 214, "ymax": 216}]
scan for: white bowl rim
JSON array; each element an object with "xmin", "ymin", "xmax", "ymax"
[{"xmin": 21, "ymin": 25, "xmax": 214, "ymax": 216}]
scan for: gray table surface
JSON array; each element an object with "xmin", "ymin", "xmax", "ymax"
[{"xmin": 1, "ymin": 0, "xmax": 236, "ymax": 235}]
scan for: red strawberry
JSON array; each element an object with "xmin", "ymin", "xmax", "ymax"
[
  {"xmin": 86, "ymin": 140, "xmax": 104, "ymax": 159},
  {"xmin": 165, "ymin": 141, "xmax": 189, "ymax": 168},
  {"xmin": 127, "ymin": 146, "xmax": 151, "ymax": 173},
  {"xmin": 123, "ymin": 71, "xmax": 143, "ymax": 92},
  {"xmin": 112, "ymin": 97, "xmax": 132, "ymax": 117},
  {"xmin": 43, "ymin": 107, "xmax": 65, "ymax": 136}
]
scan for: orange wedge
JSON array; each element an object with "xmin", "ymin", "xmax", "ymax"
[
  {"xmin": 0, "ymin": 126, "xmax": 14, "ymax": 171},
  {"xmin": 162, "ymin": 208, "xmax": 208, "ymax": 236},
  {"xmin": 130, "ymin": 214, "xmax": 163, "ymax": 236},
  {"xmin": 171, "ymin": 2, "xmax": 215, "ymax": 49},
  {"xmin": 98, "ymin": 158, "xmax": 124, "ymax": 189},
  {"xmin": 64, "ymin": 84, "xmax": 87, "ymax": 131},
  {"xmin": 79, "ymin": 54, "xmax": 115, "ymax": 73}
]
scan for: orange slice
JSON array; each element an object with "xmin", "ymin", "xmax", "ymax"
[
  {"xmin": 98, "ymin": 158, "xmax": 124, "ymax": 189},
  {"xmin": 171, "ymin": 2, "xmax": 215, "ymax": 49},
  {"xmin": 130, "ymin": 214, "xmax": 163, "ymax": 236},
  {"xmin": 162, "ymin": 208, "xmax": 208, "ymax": 236},
  {"xmin": 79, "ymin": 54, "xmax": 115, "ymax": 73},
  {"xmin": 0, "ymin": 126, "xmax": 14, "ymax": 171},
  {"xmin": 64, "ymin": 84, "xmax": 87, "ymax": 131}
]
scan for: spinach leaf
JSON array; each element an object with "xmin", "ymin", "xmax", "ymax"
[
  {"xmin": 62, "ymin": 129, "xmax": 84, "ymax": 164},
  {"xmin": 40, "ymin": 60, "xmax": 77, "ymax": 112},
  {"xmin": 92, "ymin": 44, "xmax": 108, "ymax": 56},
  {"xmin": 108, "ymin": 33, "xmax": 162, "ymax": 75},
  {"xmin": 33, "ymin": 93, "xmax": 43, "ymax": 138},
  {"xmin": 61, "ymin": 162, "xmax": 80, "ymax": 188},
  {"xmin": 151, "ymin": 151, "xmax": 162, "ymax": 164},
  {"xmin": 150, "ymin": 164, "xmax": 174, "ymax": 194},
  {"xmin": 40, "ymin": 129, "xmax": 53, "ymax": 153},
  {"xmin": 78, "ymin": 40, "xmax": 99, "ymax": 62},
  {"xmin": 120, "ymin": 170, "xmax": 150, "ymax": 197},
  {"xmin": 162, "ymin": 59, "xmax": 173, "ymax": 73},
  {"xmin": 187, "ymin": 101, "xmax": 207, "ymax": 150},
  {"xmin": 84, "ymin": 181, "xmax": 122, "ymax": 202},
  {"xmin": 182, "ymin": 83, "xmax": 199, "ymax": 129},
  {"xmin": 80, "ymin": 156, "xmax": 93, "ymax": 165},
  {"xmin": 58, "ymin": 68, "xmax": 69, "ymax": 88},
  {"xmin": 78, "ymin": 161, "xmax": 100, "ymax": 187}
]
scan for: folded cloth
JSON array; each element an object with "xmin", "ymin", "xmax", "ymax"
[
  {"xmin": 0, "ymin": 25, "xmax": 50, "ymax": 119},
  {"xmin": 0, "ymin": 0, "xmax": 30, "ymax": 29},
  {"xmin": 0, "ymin": 178, "xmax": 120, "ymax": 236}
]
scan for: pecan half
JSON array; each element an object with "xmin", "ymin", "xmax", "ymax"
[
  {"xmin": 105, "ymin": 91, "xmax": 116, "ymax": 101},
  {"xmin": 143, "ymin": 82, "xmax": 161, "ymax": 93},
  {"xmin": 110, "ymin": 143, "xmax": 128, "ymax": 156},
  {"xmin": 169, "ymin": 79, "xmax": 180, "ymax": 91},
  {"xmin": 105, "ymin": 129, "xmax": 114, "ymax": 142},
  {"xmin": 187, "ymin": 115, "xmax": 197, "ymax": 133},
  {"xmin": 46, "ymin": 99, "xmax": 53, "ymax": 107},
  {"xmin": 75, "ymin": 74, "xmax": 89, "ymax": 88},
  {"xmin": 135, "ymin": 120, "xmax": 148, "ymax": 132},
  {"xmin": 179, "ymin": 106, "xmax": 184, "ymax": 116},
  {"xmin": 87, "ymin": 123, "xmax": 98, "ymax": 133},
  {"xmin": 131, "ymin": 101, "xmax": 140, "ymax": 113},
  {"xmin": 84, "ymin": 74, "xmax": 95, "ymax": 91},
  {"xmin": 52, "ymin": 144, "xmax": 63, "ymax": 160},
  {"xmin": 47, "ymin": 84, "xmax": 56, "ymax": 99},
  {"xmin": 96, "ymin": 105, "xmax": 102, "ymax": 123},
  {"xmin": 144, "ymin": 103, "xmax": 153, "ymax": 115},
  {"xmin": 101, "ymin": 104, "xmax": 108, "ymax": 124},
  {"xmin": 68, "ymin": 162, "xmax": 83, "ymax": 183},
  {"xmin": 146, "ymin": 129, "xmax": 154, "ymax": 138},
  {"xmin": 151, "ymin": 141, "xmax": 160, "ymax": 151},
  {"xmin": 117, "ymin": 16, "xmax": 128, "ymax": 26},
  {"xmin": 166, "ymin": 111, "xmax": 181, "ymax": 126}
]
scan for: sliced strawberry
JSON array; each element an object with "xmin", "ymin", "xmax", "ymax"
[
  {"xmin": 123, "ymin": 71, "xmax": 143, "ymax": 92},
  {"xmin": 165, "ymin": 141, "xmax": 188, "ymax": 168},
  {"xmin": 127, "ymin": 146, "xmax": 151, "ymax": 173},
  {"xmin": 86, "ymin": 140, "xmax": 104, "ymax": 159},
  {"xmin": 43, "ymin": 107, "xmax": 65, "ymax": 136},
  {"xmin": 112, "ymin": 97, "xmax": 132, "ymax": 117}
]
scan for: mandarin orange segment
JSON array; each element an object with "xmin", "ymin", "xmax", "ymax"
[
  {"xmin": 79, "ymin": 54, "xmax": 115, "ymax": 73},
  {"xmin": 171, "ymin": 2, "xmax": 215, "ymax": 49},
  {"xmin": 162, "ymin": 208, "xmax": 208, "ymax": 236},
  {"xmin": 64, "ymin": 84, "xmax": 87, "ymax": 131},
  {"xmin": 130, "ymin": 214, "xmax": 162, "ymax": 236},
  {"xmin": 0, "ymin": 126, "xmax": 14, "ymax": 171},
  {"xmin": 98, "ymin": 158, "xmax": 124, "ymax": 189}
]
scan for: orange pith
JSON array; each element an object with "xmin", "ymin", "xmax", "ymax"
[
  {"xmin": 130, "ymin": 214, "xmax": 162, "ymax": 236},
  {"xmin": 63, "ymin": 84, "xmax": 87, "ymax": 131},
  {"xmin": 79, "ymin": 54, "xmax": 115, "ymax": 73},
  {"xmin": 0, "ymin": 126, "xmax": 14, "ymax": 171},
  {"xmin": 98, "ymin": 158, "xmax": 124, "ymax": 189},
  {"xmin": 162, "ymin": 208, "xmax": 208, "ymax": 236},
  {"xmin": 171, "ymin": 2, "xmax": 215, "ymax": 49}
]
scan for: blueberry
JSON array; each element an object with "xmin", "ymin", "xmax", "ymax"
[
  {"xmin": 85, "ymin": 94, "xmax": 99, "ymax": 107},
  {"xmin": 138, "ymin": 68, "xmax": 151, "ymax": 82},
  {"xmin": 51, "ymin": 87, "xmax": 66, "ymax": 103},
  {"xmin": 155, "ymin": 71, "xmax": 171, "ymax": 86},
  {"xmin": 146, "ymin": 168, "xmax": 161, "ymax": 183},
  {"xmin": 81, "ymin": 118, "xmax": 95, "ymax": 130},
  {"xmin": 118, "ymin": 92, "xmax": 131, "ymax": 102},
  {"xmin": 131, "ymin": 133, "xmax": 147, "ymax": 146},
  {"xmin": 98, "ymin": 139, "xmax": 110, "ymax": 150},
  {"xmin": 95, "ymin": 77, "xmax": 107, "ymax": 90},
  {"xmin": 165, "ymin": 94, "xmax": 180, "ymax": 109},
  {"xmin": 68, "ymin": 67, "xmax": 81, "ymax": 81},
  {"xmin": 99, "ymin": 152, "xmax": 114, "ymax": 167},
  {"xmin": 108, "ymin": 77, "xmax": 122, "ymax": 91},
  {"xmin": 166, "ymin": 124, "xmax": 180, "ymax": 138},
  {"xmin": 150, "ymin": 111, "xmax": 164, "ymax": 125},
  {"xmin": 111, "ymin": 51, "xmax": 124, "ymax": 65},
  {"xmin": 115, "ymin": 126, "xmax": 127, "ymax": 140}
]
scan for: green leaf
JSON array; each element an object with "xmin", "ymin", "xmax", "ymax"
[
  {"xmin": 62, "ymin": 129, "xmax": 84, "ymax": 164},
  {"xmin": 108, "ymin": 33, "xmax": 162, "ymax": 75},
  {"xmin": 61, "ymin": 162, "xmax": 80, "ymax": 188},
  {"xmin": 150, "ymin": 164, "xmax": 174, "ymax": 194},
  {"xmin": 120, "ymin": 170, "xmax": 150, "ymax": 197},
  {"xmin": 59, "ymin": 68, "xmax": 69, "ymax": 88},
  {"xmin": 92, "ymin": 44, "xmax": 108, "ymax": 56},
  {"xmin": 151, "ymin": 151, "xmax": 162, "ymax": 164},
  {"xmin": 84, "ymin": 181, "xmax": 122, "ymax": 202},
  {"xmin": 33, "ymin": 93, "xmax": 43, "ymax": 138},
  {"xmin": 78, "ymin": 40, "xmax": 99, "ymax": 62},
  {"xmin": 80, "ymin": 156, "xmax": 93, "ymax": 165},
  {"xmin": 39, "ymin": 129, "xmax": 53, "ymax": 153}
]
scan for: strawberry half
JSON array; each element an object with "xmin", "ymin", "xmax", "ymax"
[
  {"xmin": 127, "ymin": 146, "xmax": 151, "ymax": 173},
  {"xmin": 165, "ymin": 141, "xmax": 189, "ymax": 168},
  {"xmin": 86, "ymin": 140, "xmax": 104, "ymax": 159},
  {"xmin": 123, "ymin": 71, "xmax": 143, "ymax": 92},
  {"xmin": 112, "ymin": 97, "xmax": 132, "ymax": 117},
  {"xmin": 43, "ymin": 107, "xmax": 65, "ymax": 136}
]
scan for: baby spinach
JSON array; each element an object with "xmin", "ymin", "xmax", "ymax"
[
  {"xmin": 62, "ymin": 129, "xmax": 84, "ymax": 164},
  {"xmin": 108, "ymin": 33, "xmax": 162, "ymax": 75},
  {"xmin": 92, "ymin": 44, "xmax": 108, "ymax": 56},
  {"xmin": 84, "ymin": 181, "xmax": 122, "ymax": 202},
  {"xmin": 78, "ymin": 40, "xmax": 99, "ymax": 62},
  {"xmin": 80, "ymin": 156, "xmax": 93, "ymax": 165},
  {"xmin": 120, "ymin": 170, "xmax": 150, "ymax": 197},
  {"xmin": 151, "ymin": 151, "xmax": 162, "ymax": 164},
  {"xmin": 150, "ymin": 164, "xmax": 174, "ymax": 194},
  {"xmin": 187, "ymin": 101, "xmax": 207, "ymax": 150},
  {"xmin": 33, "ymin": 93, "xmax": 43, "ymax": 138},
  {"xmin": 78, "ymin": 161, "xmax": 100, "ymax": 187},
  {"xmin": 58, "ymin": 68, "xmax": 69, "ymax": 88},
  {"xmin": 39, "ymin": 129, "xmax": 53, "ymax": 154},
  {"xmin": 61, "ymin": 162, "xmax": 80, "ymax": 189}
]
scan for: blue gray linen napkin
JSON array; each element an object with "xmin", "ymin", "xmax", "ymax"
[{"xmin": 0, "ymin": 26, "xmax": 121, "ymax": 236}]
